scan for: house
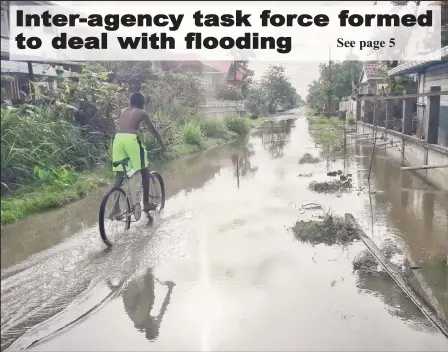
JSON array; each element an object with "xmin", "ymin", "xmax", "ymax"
[
  {"xmin": 388, "ymin": 46, "xmax": 448, "ymax": 147},
  {"xmin": 1, "ymin": 1, "xmax": 82, "ymax": 102},
  {"xmin": 161, "ymin": 60, "xmax": 244, "ymax": 97},
  {"xmin": 358, "ymin": 63, "xmax": 388, "ymax": 122},
  {"xmin": 358, "ymin": 63, "xmax": 388, "ymax": 96}
]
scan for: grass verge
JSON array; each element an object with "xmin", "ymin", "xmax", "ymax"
[
  {"xmin": 1, "ymin": 169, "xmax": 112, "ymax": 225},
  {"xmin": 1, "ymin": 116, "xmax": 264, "ymax": 226}
]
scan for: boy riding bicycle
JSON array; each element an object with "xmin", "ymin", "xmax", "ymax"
[{"xmin": 111, "ymin": 93, "xmax": 166, "ymax": 215}]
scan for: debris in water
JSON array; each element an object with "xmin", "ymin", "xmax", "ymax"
[
  {"xmin": 299, "ymin": 153, "xmax": 320, "ymax": 164},
  {"xmin": 297, "ymin": 173, "xmax": 313, "ymax": 177},
  {"xmin": 353, "ymin": 241, "xmax": 406, "ymax": 275},
  {"xmin": 291, "ymin": 214, "xmax": 359, "ymax": 246},
  {"xmin": 308, "ymin": 180, "xmax": 352, "ymax": 194},
  {"xmin": 299, "ymin": 202, "xmax": 323, "ymax": 214}
]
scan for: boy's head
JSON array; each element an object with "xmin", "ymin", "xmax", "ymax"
[{"xmin": 130, "ymin": 92, "xmax": 145, "ymax": 109}]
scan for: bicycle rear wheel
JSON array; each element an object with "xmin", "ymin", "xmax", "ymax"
[
  {"xmin": 149, "ymin": 171, "xmax": 165, "ymax": 210},
  {"xmin": 99, "ymin": 187, "xmax": 131, "ymax": 247}
]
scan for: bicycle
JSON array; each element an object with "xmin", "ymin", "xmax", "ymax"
[{"xmin": 99, "ymin": 148, "xmax": 166, "ymax": 247}]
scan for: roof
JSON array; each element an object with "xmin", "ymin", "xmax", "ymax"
[
  {"xmin": 165, "ymin": 60, "xmax": 233, "ymax": 73},
  {"xmin": 1, "ymin": 60, "xmax": 77, "ymax": 77},
  {"xmin": 388, "ymin": 46, "xmax": 448, "ymax": 76},
  {"xmin": 201, "ymin": 61, "xmax": 232, "ymax": 73},
  {"xmin": 363, "ymin": 63, "xmax": 388, "ymax": 78}
]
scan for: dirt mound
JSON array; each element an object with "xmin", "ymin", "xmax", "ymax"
[
  {"xmin": 299, "ymin": 153, "xmax": 320, "ymax": 164},
  {"xmin": 308, "ymin": 179, "xmax": 352, "ymax": 193},
  {"xmin": 292, "ymin": 215, "xmax": 359, "ymax": 246}
]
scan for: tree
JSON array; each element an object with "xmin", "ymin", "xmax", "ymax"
[
  {"xmin": 376, "ymin": 1, "xmax": 448, "ymax": 47},
  {"xmin": 259, "ymin": 65, "xmax": 298, "ymax": 114},
  {"xmin": 306, "ymin": 61, "xmax": 363, "ymax": 114},
  {"xmin": 234, "ymin": 61, "xmax": 254, "ymax": 98}
]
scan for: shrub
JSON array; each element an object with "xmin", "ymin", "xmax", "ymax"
[
  {"xmin": 224, "ymin": 116, "xmax": 250, "ymax": 135},
  {"xmin": 199, "ymin": 118, "xmax": 229, "ymax": 139},
  {"xmin": 182, "ymin": 120, "xmax": 203, "ymax": 145},
  {"xmin": 1, "ymin": 106, "xmax": 101, "ymax": 188},
  {"xmin": 347, "ymin": 115, "xmax": 356, "ymax": 125},
  {"xmin": 317, "ymin": 116, "xmax": 330, "ymax": 125}
]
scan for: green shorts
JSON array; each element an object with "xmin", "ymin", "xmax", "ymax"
[{"xmin": 112, "ymin": 133, "xmax": 148, "ymax": 172}]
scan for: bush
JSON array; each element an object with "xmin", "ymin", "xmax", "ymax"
[
  {"xmin": 199, "ymin": 118, "xmax": 229, "ymax": 139},
  {"xmin": 347, "ymin": 115, "xmax": 356, "ymax": 125},
  {"xmin": 1, "ymin": 106, "xmax": 101, "ymax": 188},
  {"xmin": 182, "ymin": 120, "xmax": 203, "ymax": 145},
  {"xmin": 317, "ymin": 116, "xmax": 330, "ymax": 125},
  {"xmin": 224, "ymin": 116, "xmax": 250, "ymax": 135}
]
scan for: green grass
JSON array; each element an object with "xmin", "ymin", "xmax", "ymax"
[
  {"xmin": 1, "ymin": 169, "xmax": 112, "ymax": 225},
  {"xmin": 1, "ymin": 115, "xmax": 263, "ymax": 226},
  {"xmin": 347, "ymin": 114, "xmax": 356, "ymax": 125},
  {"xmin": 317, "ymin": 116, "xmax": 330, "ymax": 125},
  {"xmin": 182, "ymin": 120, "xmax": 204, "ymax": 145}
]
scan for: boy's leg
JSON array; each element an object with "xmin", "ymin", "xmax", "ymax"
[
  {"xmin": 110, "ymin": 135, "xmax": 127, "ymax": 219},
  {"xmin": 141, "ymin": 167, "xmax": 157, "ymax": 212},
  {"xmin": 125, "ymin": 135, "xmax": 157, "ymax": 212},
  {"xmin": 111, "ymin": 172, "xmax": 125, "ymax": 217}
]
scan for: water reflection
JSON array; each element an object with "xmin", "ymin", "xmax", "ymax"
[
  {"xmin": 355, "ymin": 269, "xmax": 435, "ymax": 331},
  {"xmin": 258, "ymin": 119, "xmax": 294, "ymax": 159},
  {"xmin": 357, "ymin": 145, "xmax": 448, "ymax": 320},
  {"xmin": 121, "ymin": 269, "xmax": 175, "ymax": 342},
  {"xmin": 231, "ymin": 142, "xmax": 258, "ymax": 188}
]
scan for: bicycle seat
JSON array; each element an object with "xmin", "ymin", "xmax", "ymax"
[{"xmin": 112, "ymin": 157, "xmax": 130, "ymax": 168}]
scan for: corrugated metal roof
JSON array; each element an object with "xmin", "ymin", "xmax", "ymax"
[
  {"xmin": 1, "ymin": 60, "xmax": 77, "ymax": 77},
  {"xmin": 363, "ymin": 63, "xmax": 388, "ymax": 78},
  {"xmin": 388, "ymin": 46, "xmax": 448, "ymax": 76}
]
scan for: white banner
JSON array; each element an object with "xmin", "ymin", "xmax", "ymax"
[{"xmin": 9, "ymin": 1, "xmax": 442, "ymax": 62}]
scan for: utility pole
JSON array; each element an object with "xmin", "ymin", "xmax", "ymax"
[
  {"xmin": 328, "ymin": 47, "xmax": 331, "ymax": 113},
  {"xmin": 350, "ymin": 60, "xmax": 354, "ymax": 115}
]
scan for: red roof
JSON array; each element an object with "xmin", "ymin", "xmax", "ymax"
[{"xmin": 201, "ymin": 61, "xmax": 232, "ymax": 73}]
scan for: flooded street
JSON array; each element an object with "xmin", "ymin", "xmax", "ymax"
[{"xmin": 1, "ymin": 109, "xmax": 447, "ymax": 351}]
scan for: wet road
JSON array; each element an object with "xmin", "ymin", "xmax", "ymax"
[{"xmin": 1, "ymin": 109, "xmax": 447, "ymax": 351}]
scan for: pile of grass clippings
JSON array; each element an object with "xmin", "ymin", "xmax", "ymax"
[
  {"xmin": 292, "ymin": 214, "xmax": 359, "ymax": 246},
  {"xmin": 299, "ymin": 153, "xmax": 320, "ymax": 164},
  {"xmin": 308, "ymin": 179, "xmax": 352, "ymax": 194}
]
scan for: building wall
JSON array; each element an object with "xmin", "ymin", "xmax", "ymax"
[
  {"xmin": 339, "ymin": 98, "xmax": 357, "ymax": 115},
  {"xmin": 358, "ymin": 122, "xmax": 448, "ymax": 189},
  {"xmin": 421, "ymin": 62, "xmax": 448, "ymax": 146},
  {"xmin": 198, "ymin": 100, "xmax": 246, "ymax": 118}
]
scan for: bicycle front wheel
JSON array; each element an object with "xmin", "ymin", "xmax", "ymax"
[
  {"xmin": 149, "ymin": 171, "xmax": 165, "ymax": 211},
  {"xmin": 99, "ymin": 187, "xmax": 131, "ymax": 247}
]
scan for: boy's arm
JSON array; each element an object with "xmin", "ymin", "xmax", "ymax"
[{"xmin": 142, "ymin": 111, "xmax": 166, "ymax": 150}]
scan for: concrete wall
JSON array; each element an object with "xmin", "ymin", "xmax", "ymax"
[
  {"xmin": 339, "ymin": 98, "xmax": 357, "ymax": 115},
  {"xmin": 420, "ymin": 62, "xmax": 448, "ymax": 146},
  {"xmin": 358, "ymin": 122, "xmax": 448, "ymax": 189},
  {"xmin": 198, "ymin": 100, "xmax": 246, "ymax": 118}
]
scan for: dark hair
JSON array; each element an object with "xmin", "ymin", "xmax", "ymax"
[{"xmin": 130, "ymin": 92, "xmax": 145, "ymax": 109}]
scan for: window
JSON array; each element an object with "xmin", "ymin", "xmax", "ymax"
[{"xmin": 1, "ymin": 5, "xmax": 9, "ymax": 38}]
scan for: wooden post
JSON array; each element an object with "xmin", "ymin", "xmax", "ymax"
[
  {"xmin": 27, "ymin": 61, "xmax": 35, "ymax": 94},
  {"xmin": 425, "ymin": 86, "xmax": 441, "ymax": 144},
  {"xmin": 402, "ymin": 90, "xmax": 414, "ymax": 135},
  {"xmin": 400, "ymin": 139, "xmax": 406, "ymax": 165},
  {"xmin": 385, "ymin": 100, "xmax": 394, "ymax": 129},
  {"xmin": 345, "ymin": 213, "xmax": 448, "ymax": 338},
  {"xmin": 356, "ymin": 99, "xmax": 361, "ymax": 121},
  {"xmin": 401, "ymin": 164, "xmax": 448, "ymax": 171}
]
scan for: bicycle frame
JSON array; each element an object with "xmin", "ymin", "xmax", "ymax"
[{"xmin": 112, "ymin": 148, "xmax": 161, "ymax": 220}]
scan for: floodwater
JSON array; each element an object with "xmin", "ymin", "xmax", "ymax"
[{"xmin": 1, "ymin": 108, "xmax": 447, "ymax": 351}]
